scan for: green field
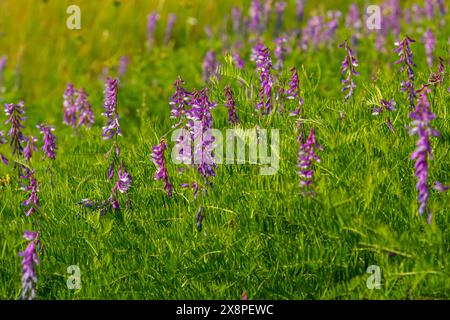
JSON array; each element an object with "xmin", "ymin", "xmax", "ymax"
[{"xmin": 0, "ymin": 0, "xmax": 450, "ymax": 299}]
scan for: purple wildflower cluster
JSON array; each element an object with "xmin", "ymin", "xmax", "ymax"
[
  {"xmin": 409, "ymin": 87, "xmax": 440, "ymax": 223},
  {"xmin": 63, "ymin": 83, "xmax": 94, "ymax": 129},
  {"xmin": 394, "ymin": 36, "xmax": 417, "ymax": 108},
  {"xmin": 23, "ymin": 136, "xmax": 37, "ymax": 162},
  {"xmin": 202, "ymin": 50, "xmax": 219, "ymax": 82},
  {"xmin": 423, "ymin": 29, "xmax": 436, "ymax": 68},
  {"xmin": 5, "ymin": 101, "xmax": 26, "ymax": 156},
  {"xmin": 20, "ymin": 166, "xmax": 40, "ymax": 216},
  {"xmin": 37, "ymin": 124, "xmax": 57, "ymax": 160},
  {"xmin": 151, "ymin": 139, "xmax": 173, "ymax": 197},
  {"xmin": 339, "ymin": 40, "xmax": 359, "ymax": 102},
  {"xmin": 286, "ymin": 67, "xmax": 303, "ymax": 116},
  {"xmin": 102, "ymin": 78, "xmax": 121, "ymax": 139},
  {"xmin": 428, "ymin": 56, "xmax": 445, "ymax": 86},
  {"xmin": 165, "ymin": 13, "xmax": 176, "ymax": 45},
  {"xmin": 254, "ymin": 45, "xmax": 274, "ymax": 114},
  {"xmin": 147, "ymin": 11, "xmax": 159, "ymax": 50},
  {"xmin": 0, "ymin": 130, "xmax": 8, "ymax": 165},
  {"xmin": 18, "ymin": 231, "xmax": 40, "ymax": 300},
  {"xmin": 169, "ymin": 76, "xmax": 192, "ymax": 123},
  {"xmin": 224, "ymin": 85, "xmax": 240, "ymax": 125},
  {"xmin": 296, "ymin": 122, "xmax": 323, "ymax": 193},
  {"xmin": 274, "ymin": 36, "xmax": 287, "ymax": 70}
]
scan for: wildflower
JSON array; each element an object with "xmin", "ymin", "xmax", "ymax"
[
  {"xmin": 187, "ymin": 89, "xmax": 218, "ymax": 183},
  {"xmin": 169, "ymin": 76, "xmax": 192, "ymax": 123},
  {"xmin": 165, "ymin": 13, "xmax": 176, "ymax": 45},
  {"xmin": 274, "ymin": 36, "xmax": 287, "ymax": 70},
  {"xmin": 274, "ymin": 2, "xmax": 287, "ymax": 33},
  {"xmin": 231, "ymin": 7, "xmax": 242, "ymax": 34},
  {"xmin": 224, "ymin": 86, "xmax": 240, "ymax": 125},
  {"xmin": 232, "ymin": 52, "xmax": 245, "ymax": 70},
  {"xmin": 372, "ymin": 99, "xmax": 397, "ymax": 115},
  {"xmin": 18, "ymin": 230, "xmax": 40, "ymax": 300},
  {"xmin": 296, "ymin": 0, "xmax": 305, "ymax": 22},
  {"xmin": 386, "ymin": 117, "xmax": 395, "ymax": 132},
  {"xmin": 339, "ymin": 40, "xmax": 359, "ymax": 102},
  {"xmin": 394, "ymin": 36, "xmax": 416, "ymax": 108},
  {"xmin": 117, "ymin": 160, "xmax": 132, "ymax": 193},
  {"xmin": 63, "ymin": 83, "xmax": 77, "ymax": 128},
  {"xmin": 151, "ymin": 139, "xmax": 173, "ymax": 197},
  {"xmin": 254, "ymin": 46, "xmax": 274, "ymax": 114},
  {"xmin": 202, "ymin": 50, "xmax": 218, "ymax": 82},
  {"xmin": 195, "ymin": 206, "xmax": 203, "ymax": 231},
  {"xmin": 20, "ymin": 166, "xmax": 40, "ymax": 216},
  {"xmin": 78, "ymin": 199, "xmax": 109, "ymax": 215},
  {"xmin": 423, "ymin": 29, "xmax": 436, "ymax": 68},
  {"xmin": 0, "ymin": 130, "xmax": 8, "ymax": 165},
  {"xmin": 23, "ymin": 136, "xmax": 38, "ymax": 162},
  {"xmin": 425, "ymin": 0, "xmax": 435, "ymax": 19},
  {"xmin": 428, "ymin": 57, "xmax": 444, "ymax": 86},
  {"xmin": 286, "ymin": 67, "xmax": 304, "ymax": 116},
  {"xmin": 37, "ymin": 124, "xmax": 57, "ymax": 160},
  {"xmin": 76, "ymin": 88, "xmax": 95, "ymax": 128},
  {"xmin": 249, "ymin": 0, "xmax": 263, "ymax": 34},
  {"xmin": 323, "ymin": 11, "xmax": 340, "ymax": 46},
  {"xmin": 4, "ymin": 101, "xmax": 26, "ymax": 156},
  {"xmin": 297, "ymin": 122, "xmax": 323, "ymax": 193},
  {"xmin": 118, "ymin": 56, "xmax": 129, "ymax": 78},
  {"xmin": 434, "ymin": 181, "xmax": 450, "ymax": 192},
  {"xmin": 101, "ymin": 77, "xmax": 121, "ymax": 140},
  {"xmin": 147, "ymin": 12, "xmax": 159, "ymax": 49},
  {"xmin": 409, "ymin": 87, "xmax": 440, "ymax": 223}
]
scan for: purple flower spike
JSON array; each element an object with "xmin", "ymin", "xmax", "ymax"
[
  {"xmin": 63, "ymin": 83, "xmax": 77, "ymax": 128},
  {"xmin": 434, "ymin": 181, "xmax": 450, "ymax": 192},
  {"xmin": 423, "ymin": 29, "xmax": 436, "ymax": 68},
  {"xmin": 296, "ymin": 0, "xmax": 305, "ymax": 22},
  {"xmin": 202, "ymin": 50, "xmax": 219, "ymax": 82},
  {"xmin": 117, "ymin": 160, "xmax": 132, "ymax": 193},
  {"xmin": 409, "ymin": 87, "xmax": 440, "ymax": 223},
  {"xmin": 429, "ymin": 57, "xmax": 445, "ymax": 86},
  {"xmin": 118, "ymin": 56, "xmax": 129, "ymax": 78},
  {"xmin": 275, "ymin": 2, "xmax": 287, "ymax": 33},
  {"xmin": 297, "ymin": 123, "xmax": 323, "ymax": 193},
  {"xmin": 151, "ymin": 139, "xmax": 173, "ymax": 197},
  {"xmin": 254, "ymin": 45, "xmax": 274, "ymax": 114},
  {"xmin": 0, "ymin": 130, "xmax": 8, "ymax": 165},
  {"xmin": 169, "ymin": 76, "xmax": 192, "ymax": 123},
  {"xmin": 165, "ymin": 13, "xmax": 176, "ymax": 45},
  {"xmin": 224, "ymin": 86, "xmax": 240, "ymax": 125},
  {"xmin": 250, "ymin": 0, "xmax": 263, "ymax": 34},
  {"xmin": 372, "ymin": 99, "xmax": 397, "ymax": 115},
  {"xmin": 274, "ymin": 36, "xmax": 287, "ymax": 70},
  {"xmin": 287, "ymin": 67, "xmax": 304, "ymax": 116},
  {"xmin": 4, "ymin": 101, "xmax": 26, "ymax": 156},
  {"xmin": 232, "ymin": 52, "xmax": 245, "ymax": 70},
  {"xmin": 195, "ymin": 206, "xmax": 203, "ymax": 231},
  {"xmin": 20, "ymin": 167, "xmax": 40, "ymax": 216},
  {"xmin": 23, "ymin": 136, "xmax": 37, "ymax": 162},
  {"xmin": 101, "ymin": 77, "xmax": 121, "ymax": 140},
  {"xmin": 339, "ymin": 40, "xmax": 359, "ymax": 102},
  {"xmin": 76, "ymin": 88, "xmax": 95, "ymax": 128},
  {"xmin": 394, "ymin": 36, "xmax": 416, "ymax": 108},
  {"xmin": 231, "ymin": 7, "xmax": 242, "ymax": 34},
  {"xmin": 37, "ymin": 124, "xmax": 57, "ymax": 160},
  {"xmin": 147, "ymin": 11, "xmax": 159, "ymax": 49},
  {"xmin": 18, "ymin": 230, "xmax": 39, "ymax": 300}
]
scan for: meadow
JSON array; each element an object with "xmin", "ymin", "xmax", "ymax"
[{"xmin": 0, "ymin": 0, "xmax": 449, "ymax": 299}]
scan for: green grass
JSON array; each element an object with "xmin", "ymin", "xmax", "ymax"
[{"xmin": 1, "ymin": 0, "xmax": 450, "ymax": 299}]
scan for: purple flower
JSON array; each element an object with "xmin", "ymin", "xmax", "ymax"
[
  {"xmin": 275, "ymin": 2, "xmax": 287, "ymax": 33},
  {"xmin": 37, "ymin": 124, "xmax": 57, "ymax": 160},
  {"xmin": 202, "ymin": 50, "xmax": 219, "ymax": 82},
  {"xmin": 249, "ymin": 0, "xmax": 263, "ymax": 33},
  {"xmin": 4, "ymin": 101, "xmax": 26, "ymax": 156},
  {"xmin": 169, "ymin": 76, "xmax": 192, "ymax": 123},
  {"xmin": 20, "ymin": 167, "xmax": 40, "ymax": 216},
  {"xmin": 151, "ymin": 139, "xmax": 173, "ymax": 197},
  {"xmin": 147, "ymin": 11, "xmax": 159, "ymax": 49},
  {"xmin": 231, "ymin": 7, "xmax": 242, "ymax": 34},
  {"xmin": 297, "ymin": 123, "xmax": 323, "ymax": 192},
  {"xmin": 296, "ymin": 0, "xmax": 305, "ymax": 22},
  {"xmin": 386, "ymin": 117, "xmax": 395, "ymax": 132},
  {"xmin": 372, "ymin": 99, "xmax": 397, "ymax": 115},
  {"xmin": 423, "ymin": 29, "xmax": 436, "ymax": 68},
  {"xmin": 195, "ymin": 206, "xmax": 203, "ymax": 231},
  {"xmin": 0, "ymin": 130, "xmax": 8, "ymax": 165},
  {"xmin": 425, "ymin": 0, "xmax": 435, "ymax": 19},
  {"xmin": 437, "ymin": 0, "xmax": 446, "ymax": 16},
  {"xmin": 434, "ymin": 181, "xmax": 450, "ymax": 192},
  {"xmin": 23, "ymin": 136, "xmax": 37, "ymax": 162},
  {"xmin": 118, "ymin": 56, "xmax": 129, "ymax": 78},
  {"xmin": 165, "ymin": 13, "xmax": 176, "ymax": 45},
  {"xmin": 18, "ymin": 230, "xmax": 39, "ymax": 300},
  {"xmin": 187, "ymin": 88, "xmax": 218, "ymax": 183},
  {"xmin": 409, "ymin": 87, "xmax": 440, "ymax": 223},
  {"xmin": 63, "ymin": 83, "xmax": 77, "ymax": 128},
  {"xmin": 274, "ymin": 36, "xmax": 287, "ymax": 70},
  {"xmin": 76, "ymin": 88, "xmax": 95, "ymax": 128},
  {"xmin": 286, "ymin": 67, "xmax": 304, "ymax": 116},
  {"xmin": 224, "ymin": 86, "xmax": 240, "ymax": 125},
  {"xmin": 254, "ymin": 45, "xmax": 274, "ymax": 114},
  {"xmin": 232, "ymin": 52, "xmax": 245, "ymax": 70},
  {"xmin": 323, "ymin": 11, "xmax": 340, "ymax": 46},
  {"xmin": 428, "ymin": 57, "xmax": 445, "ymax": 85},
  {"xmin": 116, "ymin": 160, "xmax": 132, "ymax": 194},
  {"xmin": 394, "ymin": 36, "xmax": 416, "ymax": 108},
  {"xmin": 339, "ymin": 40, "xmax": 359, "ymax": 102},
  {"xmin": 101, "ymin": 77, "xmax": 121, "ymax": 140},
  {"xmin": 346, "ymin": 4, "xmax": 361, "ymax": 31}
]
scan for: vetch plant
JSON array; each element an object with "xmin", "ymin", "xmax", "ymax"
[
  {"xmin": 151, "ymin": 139, "xmax": 173, "ymax": 197},
  {"xmin": 18, "ymin": 230, "xmax": 40, "ymax": 300},
  {"xmin": 224, "ymin": 85, "xmax": 240, "ymax": 125},
  {"xmin": 394, "ymin": 36, "xmax": 416, "ymax": 108},
  {"xmin": 19, "ymin": 166, "xmax": 40, "ymax": 216},
  {"xmin": 5, "ymin": 101, "xmax": 26, "ymax": 156},
  {"xmin": 286, "ymin": 67, "xmax": 303, "ymax": 116},
  {"xmin": 0, "ymin": 130, "xmax": 9, "ymax": 165},
  {"xmin": 339, "ymin": 40, "xmax": 359, "ymax": 102}
]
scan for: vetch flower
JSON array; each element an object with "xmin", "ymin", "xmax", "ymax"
[
  {"xmin": 231, "ymin": 7, "xmax": 242, "ymax": 34},
  {"xmin": 274, "ymin": 2, "xmax": 287, "ymax": 34},
  {"xmin": 20, "ymin": 166, "xmax": 40, "ymax": 216},
  {"xmin": 76, "ymin": 88, "xmax": 95, "ymax": 128},
  {"xmin": 428, "ymin": 57, "xmax": 445, "ymax": 86},
  {"xmin": 23, "ymin": 136, "xmax": 37, "ymax": 162},
  {"xmin": 254, "ymin": 45, "xmax": 274, "ymax": 114},
  {"xmin": 423, "ymin": 29, "xmax": 436, "ymax": 68},
  {"xmin": 151, "ymin": 139, "xmax": 173, "ymax": 197},
  {"xmin": 4, "ymin": 101, "xmax": 26, "ymax": 156},
  {"xmin": 18, "ymin": 230, "xmax": 40, "ymax": 300},
  {"xmin": 286, "ymin": 67, "xmax": 304, "ymax": 116},
  {"xmin": 339, "ymin": 40, "xmax": 359, "ymax": 102},
  {"xmin": 297, "ymin": 122, "xmax": 323, "ymax": 193},
  {"xmin": 296, "ymin": 0, "xmax": 305, "ymax": 22},
  {"xmin": 37, "ymin": 124, "xmax": 57, "ymax": 160},
  {"xmin": 165, "ymin": 13, "xmax": 176, "ymax": 45},
  {"xmin": 0, "ymin": 130, "xmax": 8, "ymax": 165},
  {"xmin": 63, "ymin": 83, "xmax": 77, "ymax": 128},
  {"xmin": 249, "ymin": 0, "xmax": 263, "ymax": 34},
  {"xmin": 274, "ymin": 36, "xmax": 287, "ymax": 70},
  {"xmin": 394, "ymin": 36, "xmax": 416, "ymax": 108},
  {"xmin": 202, "ymin": 50, "xmax": 219, "ymax": 82},
  {"xmin": 232, "ymin": 52, "xmax": 245, "ymax": 70},
  {"xmin": 118, "ymin": 56, "xmax": 129, "ymax": 78},
  {"xmin": 224, "ymin": 86, "xmax": 240, "ymax": 125},
  {"xmin": 409, "ymin": 87, "xmax": 440, "ymax": 223},
  {"xmin": 147, "ymin": 11, "xmax": 159, "ymax": 49},
  {"xmin": 372, "ymin": 99, "xmax": 397, "ymax": 115},
  {"xmin": 195, "ymin": 206, "xmax": 203, "ymax": 231},
  {"xmin": 434, "ymin": 181, "xmax": 450, "ymax": 192},
  {"xmin": 169, "ymin": 76, "xmax": 192, "ymax": 123},
  {"xmin": 101, "ymin": 77, "xmax": 121, "ymax": 140}
]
